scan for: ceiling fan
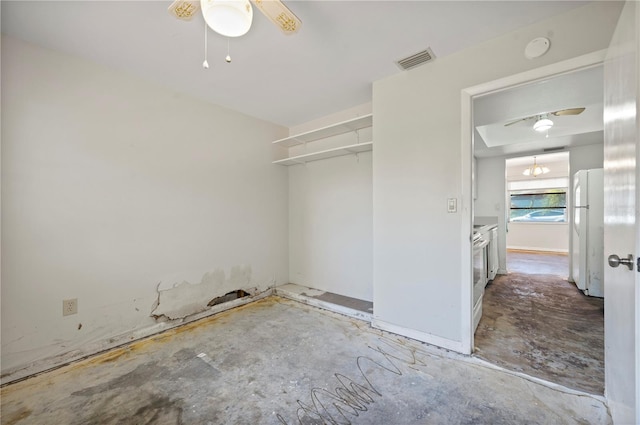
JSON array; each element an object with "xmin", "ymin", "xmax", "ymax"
[
  {"xmin": 504, "ymin": 107, "xmax": 586, "ymax": 128},
  {"xmin": 168, "ymin": 0, "xmax": 302, "ymax": 37}
]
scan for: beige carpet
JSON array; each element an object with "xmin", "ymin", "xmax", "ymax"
[{"xmin": 474, "ymin": 272, "xmax": 604, "ymax": 395}]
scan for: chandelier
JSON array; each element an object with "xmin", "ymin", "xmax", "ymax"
[{"xmin": 523, "ymin": 156, "xmax": 550, "ymax": 177}]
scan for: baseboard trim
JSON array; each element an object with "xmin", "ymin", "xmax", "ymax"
[
  {"xmin": 371, "ymin": 319, "xmax": 466, "ymax": 354},
  {"xmin": 1, "ymin": 288, "xmax": 275, "ymax": 386},
  {"xmin": 3, "ymin": 289, "xmax": 464, "ymax": 386},
  {"xmin": 507, "ymin": 246, "xmax": 569, "ymax": 254}
]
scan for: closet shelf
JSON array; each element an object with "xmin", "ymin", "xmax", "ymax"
[
  {"xmin": 272, "ymin": 114, "xmax": 373, "ymax": 148},
  {"xmin": 273, "ymin": 142, "xmax": 373, "ymax": 166}
]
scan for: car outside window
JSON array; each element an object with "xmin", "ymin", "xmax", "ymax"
[{"xmin": 509, "ymin": 190, "xmax": 567, "ymax": 223}]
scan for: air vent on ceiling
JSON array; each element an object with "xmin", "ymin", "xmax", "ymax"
[
  {"xmin": 396, "ymin": 47, "xmax": 436, "ymax": 71},
  {"xmin": 543, "ymin": 146, "xmax": 566, "ymax": 152}
]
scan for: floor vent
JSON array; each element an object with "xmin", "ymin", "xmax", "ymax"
[
  {"xmin": 396, "ymin": 47, "xmax": 436, "ymax": 71},
  {"xmin": 207, "ymin": 290, "xmax": 249, "ymax": 307}
]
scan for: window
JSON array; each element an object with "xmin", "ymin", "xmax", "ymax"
[{"xmin": 508, "ymin": 178, "xmax": 568, "ymax": 223}]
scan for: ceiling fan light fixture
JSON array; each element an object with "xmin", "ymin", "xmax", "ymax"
[
  {"xmin": 201, "ymin": 0, "xmax": 253, "ymax": 38},
  {"xmin": 533, "ymin": 117, "xmax": 554, "ymax": 132}
]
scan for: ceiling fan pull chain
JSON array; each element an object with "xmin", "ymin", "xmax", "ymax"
[
  {"xmin": 226, "ymin": 38, "xmax": 232, "ymax": 63},
  {"xmin": 203, "ymin": 25, "xmax": 209, "ymax": 69}
]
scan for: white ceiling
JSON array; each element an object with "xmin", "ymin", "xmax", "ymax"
[
  {"xmin": 473, "ymin": 64, "xmax": 604, "ymax": 158},
  {"xmin": 1, "ymin": 1, "xmax": 589, "ymax": 128},
  {"xmin": 506, "ymin": 152, "xmax": 570, "ymax": 180}
]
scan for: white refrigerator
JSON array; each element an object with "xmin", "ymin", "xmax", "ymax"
[{"xmin": 571, "ymin": 168, "xmax": 604, "ymax": 297}]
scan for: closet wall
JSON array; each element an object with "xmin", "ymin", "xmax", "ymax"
[{"xmin": 286, "ymin": 105, "xmax": 373, "ymax": 302}]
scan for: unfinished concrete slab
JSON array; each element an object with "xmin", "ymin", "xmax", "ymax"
[
  {"xmin": 475, "ymin": 250, "xmax": 604, "ymax": 395},
  {"xmin": 1, "ymin": 297, "xmax": 610, "ymax": 424},
  {"xmin": 475, "ymin": 271, "xmax": 604, "ymax": 395}
]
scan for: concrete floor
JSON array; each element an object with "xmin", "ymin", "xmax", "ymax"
[
  {"xmin": 475, "ymin": 250, "xmax": 604, "ymax": 395},
  {"xmin": 1, "ymin": 297, "xmax": 610, "ymax": 424}
]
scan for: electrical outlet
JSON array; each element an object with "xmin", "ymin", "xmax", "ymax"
[{"xmin": 63, "ymin": 298, "xmax": 78, "ymax": 316}]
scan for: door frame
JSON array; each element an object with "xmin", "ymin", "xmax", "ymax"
[{"xmin": 460, "ymin": 49, "xmax": 607, "ymax": 354}]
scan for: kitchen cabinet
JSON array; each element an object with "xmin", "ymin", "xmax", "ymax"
[{"xmin": 272, "ymin": 114, "xmax": 373, "ymax": 165}]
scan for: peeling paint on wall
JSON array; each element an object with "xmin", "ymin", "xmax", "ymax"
[{"xmin": 151, "ymin": 265, "xmax": 255, "ymax": 320}]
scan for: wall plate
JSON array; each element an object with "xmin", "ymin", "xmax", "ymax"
[{"xmin": 63, "ymin": 299, "xmax": 78, "ymax": 316}]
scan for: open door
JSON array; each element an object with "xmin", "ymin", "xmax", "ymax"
[{"xmin": 603, "ymin": 2, "xmax": 639, "ymax": 423}]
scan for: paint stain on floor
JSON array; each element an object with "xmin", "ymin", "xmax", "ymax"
[
  {"xmin": 2, "ymin": 406, "xmax": 32, "ymax": 425},
  {"xmin": 474, "ymin": 271, "xmax": 604, "ymax": 394}
]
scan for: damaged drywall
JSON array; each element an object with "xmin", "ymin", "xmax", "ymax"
[
  {"xmin": 207, "ymin": 290, "xmax": 250, "ymax": 307},
  {"xmin": 151, "ymin": 265, "xmax": 256, "ymax": 320}
]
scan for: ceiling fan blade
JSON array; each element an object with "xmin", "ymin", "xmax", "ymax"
[
  {"xmin": 253, "ymin": 0, "xmax": 301, "ymax": 34},
  {"xmin": 504, "ymin": 115, "xmax": 536, "ymax": 127},
  {"xmin": 551, "ymin": 107, "xmax": 585, "ymax": 116},
  {"xmin": 168, "ymin": 0, "xmax": 200, "ymax": 20}
]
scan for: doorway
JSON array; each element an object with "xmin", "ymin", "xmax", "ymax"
[
  {"xmin": 464, "ymin": 56, "xmax": 607, "ymax": 394},
  {"xmin": 480, "ymin": 151, "xmax": 604, "ymax": 394},
  {"xmin": 504, "ymin": 152, "xmax": 571, "ymax": 277}
]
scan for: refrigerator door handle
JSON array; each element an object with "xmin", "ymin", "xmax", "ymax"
[{"xmin": 573, "ymin": 205, "xmax": 589, "ymax": 236}]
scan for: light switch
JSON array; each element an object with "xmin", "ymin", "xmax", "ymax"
[{"xmin": 447, "ymin": 198, "xmax": 457, "ymax": 213}]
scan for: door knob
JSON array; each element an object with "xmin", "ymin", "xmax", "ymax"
[{"xmin": 607, "ymin": 254, "xmax": 634, "ymax": 271}]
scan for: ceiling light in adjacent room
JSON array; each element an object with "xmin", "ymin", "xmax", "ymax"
[
  {"xmin": 201, "ymin": 0, "xmax": 253, "ymax": 37},
  {"xmin": 523, "ymin": 156, "xmax": 550, "ymax": 177}
]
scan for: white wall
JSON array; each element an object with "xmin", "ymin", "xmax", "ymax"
[
  {"xmin": 372, "ymin": 2, "xmax": 622, "ymax": 350},
  {"xmin": 569, "ymin": 142, "xmax": 604, "ymax": 177},
  {"xmin": 287, "ymin": 106, "xmax": 373, "ymax": 301},
  {"xmin": 505, "ymin": 154, "xmax": 570, "ymax": 253},
  {"xmin": 1, "ymin": 36, "xmax": 289, "ymax": 376},
  {"xmin": 507, "ymin": 223, "xmax": 569, "ymax": 252},
  {"xmin": 288, "ymin": 153, "xmax": 373, "ymax": 301},
  {"xmin": 474, "ymin": 156, "xmax": 507, "ymax": 272}
]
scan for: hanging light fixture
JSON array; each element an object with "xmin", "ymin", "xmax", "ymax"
[
  {"xmin": 523, "ymin": 156, "xmax": 550, "ymax": 177},
  {"xmin": 533, "ymin": 115, "xmax": 554, "ymax": 132},
  {"xmin": 200, "ymin": 0, "xmax": 253, "ymax": 38}
]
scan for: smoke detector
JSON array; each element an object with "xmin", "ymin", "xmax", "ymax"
[{"xmin": 525, "ymin": 37, "xmax": 550, "ymax": 59}]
